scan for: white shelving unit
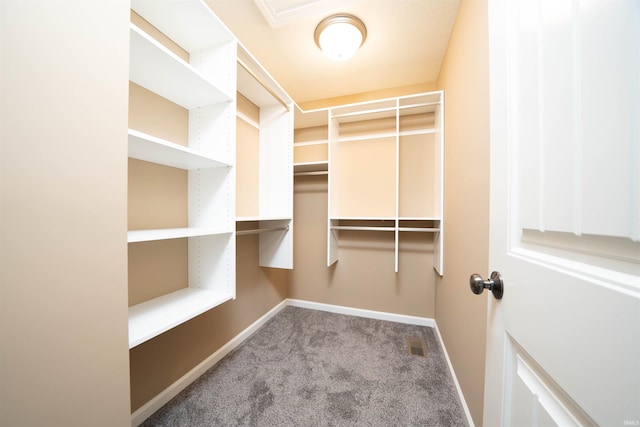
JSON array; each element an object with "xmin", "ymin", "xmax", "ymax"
[
  {"xmin": 293, "ymin": 108, "xmax": 329, "ymax": 176},
  {"xmin": 326, "ymin": 92, "xmax": 444, "ymax": 274},
  {"xmin": 127, "ymin": 0, "xmax": 237, "ymax": 349},
  {"xmin": 235, "ymin": 44, "xmax": 294, "ymax": 269}
]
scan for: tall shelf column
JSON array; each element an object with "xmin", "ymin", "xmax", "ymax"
[
  {"xmin": 127, "ymin": 0, "xmax": 237, "ymax": 349},
  {"xmin": 235, "ymin": 44, "xmax": 295, "ymax": 269}
]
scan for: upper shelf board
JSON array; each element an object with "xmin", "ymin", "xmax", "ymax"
[
  {"xmin": 237, "ymin": 63, "xmax": 283, "ymax": 109},
  {"xmin": 131, "ymin": 0, "xmax": 234, "ymax": 52},
  {"xmin": 236, "ymin": 44, "xmax": 293, "ymax": 110},
  {"xmin": 129, "ymin": 24, "xmax": 232, "ymax": 110},
  {"xmin": 236, "ymin": 216, "xmax": 292, "ymax": 222},
  {"xmin": 332, "ymin": 103, "xmax": 440, "ymax": 124}
]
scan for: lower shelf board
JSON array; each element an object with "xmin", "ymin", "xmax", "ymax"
[
  {"xmin": 128, "ymin": 227, "xmax": 233, "ymax": 243},
  {"xmin": 128, "ymin": 287, "xmax": 234, "ymax": 348}
]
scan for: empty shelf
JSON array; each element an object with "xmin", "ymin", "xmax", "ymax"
[
  {"xmin": 129, "ymin": 24, "xmax": 231, "ymax": 109},
  {"xmin": 128, "ymin": 227, "xmax": 232, "ymax": 243},
  {"xmin": 129, "ymin": 287, "xmax": 233, "ymax": 348},
  {"xmin": 128, "ymin": 129, "xmax": 231, "ymax": 170}
]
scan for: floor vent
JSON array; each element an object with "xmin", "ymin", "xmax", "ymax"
[{"xmin": 407, "ymin": 336, "xmax": 427, "ymax": 358}]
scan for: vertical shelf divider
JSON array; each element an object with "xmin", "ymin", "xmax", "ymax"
[{"xmin": 394, "ymin": 99, "xmax": 401, "ymax": 273}]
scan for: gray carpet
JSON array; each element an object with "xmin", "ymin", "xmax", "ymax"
[{"xmin": 141, "ymin": 306, "xmax": 468, "ymax": 426}]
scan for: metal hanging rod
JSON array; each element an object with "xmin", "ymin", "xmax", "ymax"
[
  {"xmin": 236, "ymin": 226, "xmax": 289, "ymax": 236},
  {"xmin": 237, "ymin": 58, "xmax": 290, "ymax": 111}
]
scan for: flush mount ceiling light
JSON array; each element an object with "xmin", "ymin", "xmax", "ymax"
[{"xmin": 314, "ymin": 14, "xmax": 367, "ymax": 61}]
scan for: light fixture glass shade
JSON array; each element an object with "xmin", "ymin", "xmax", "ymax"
[{"xmin": 315, "ymin": 15, "xmax": 366, "ymax": 61}]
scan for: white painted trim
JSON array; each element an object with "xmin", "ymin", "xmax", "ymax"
[
  {"xmin": 286, "ymin": 298, "xmax": 435, "ymax": 327},
  {"xmin": 130, "ymin": 299, "xmax": 288, "ymax": 426},
  {"xmin": 433, "ymin": 320, "xmax": 475, "ymax": 427}
]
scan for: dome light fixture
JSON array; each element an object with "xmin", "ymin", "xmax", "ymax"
[{"xmin": 314, "ymin": 14, "xmax": 367, "ymax": 61}]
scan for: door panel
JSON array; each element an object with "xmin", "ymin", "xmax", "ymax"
[
  {"xmin": 486, "ymin": 0, "xmax": 640, "ymax": 426},
  {"xmin": 514, "ymin": 0, "xmax": 639, "ymax": 239},
  {"xmin": 508, "ymin": 346, "xmax": 594, "ymax": 427}
]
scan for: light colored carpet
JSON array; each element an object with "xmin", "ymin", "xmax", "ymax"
[{"xmin": 141, "ymin": 306, "xmax": 467, "ymax": 426}]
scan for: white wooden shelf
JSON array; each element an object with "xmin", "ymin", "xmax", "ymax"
[
  {"xmin": 331, "ymin": 216, "xmax": 396, "ymax": 221},
  {"xmin": 398, "ymin": 227, "xmax": 440, "ymax": 232},
  {"xmin": 293, "ymin": 139, "xmax": 327, "ymax": 147},
  {"xmin": 338, "ymin": 128, "xmax": 435, "ymax": 144},
  {"xmin": 398, "ymin": 217, "xmax": 442, "ymax": 221},
  {"xmin": 128, "ymin": 227, "xmax": 233, "ymax": 243},
  {"xmin": 339, "ymin": 132, "xmax": 396, "ymax": 143},
  {"xmin": 128, "ymin": 287, "xmax": 234, "ymax": 348},
  {"xmin": 129, "ymin": 24, "xmax": 231, "ymax": 110},
  {"xmin": 237, "ymin": 44, "xmax": 292, "ymax": 110},
  {"xmin": 236, "ymin": 216, "xmax": 291, "ymax": 222},
  {"xmin": 332, "ymin": 106, "xmax": 397, "ymax": 122},
  {"xmin": 294, "ymin": 161, "xmax": 328, "ymax": 174},
  {"xmin": 331, "ymin": 226, "xmax": 396, "ymax": 232},
  {"xmin": 398, "ymin": 102, "xmax": 440, "ymax": 114},
  {"xmin": 329, "ymin": 218, "xmax": 440, "ymax": 233},
  {"xmin": 128, "ymin": 129, "xmax": 231, "ymax": 170},
  {"xmin": 131, "ymin": 0, "xmax": 234, "ymax": 53},
  {"xmin": 400, "ymin": 128, "xmax": 436, "ymax": 137}
]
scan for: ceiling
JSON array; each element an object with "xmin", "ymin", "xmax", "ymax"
[{"xmin": 206, "ymin": 0, "xmax": 461, "ymax": 108}]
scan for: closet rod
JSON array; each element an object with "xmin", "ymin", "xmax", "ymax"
[
  {"xmin": 237, "ymin": 59, "xmax": 290, "ymax": 111},
  {"xmin": 294, "ymin": 171, "xmax": 328, "ymax": 176},
  {"xmin": 236, "ymin": 226, "xmax": 289, "ymax": 236}
]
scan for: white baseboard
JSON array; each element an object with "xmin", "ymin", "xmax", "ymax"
[
  {"xmin": 131, "ymin": 298, "xmax": 443, "ymax": 426},
  {"xmin": 286, "ymin": 298, "xmax": 435, "ymax": 327},
  {"xmin": 433, "ymin": 320, "xmax": 475, "ymax": 427},
  {"xmin": 130, "ymin": 299, "xmax": 289, "ymax": 427}
]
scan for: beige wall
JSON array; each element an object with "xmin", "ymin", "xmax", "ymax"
[
  {"xmin": 0, "ymin": 2, "xmax": 132, "ymax": 425},
  {"xmin": 436, "ymin": 1, "xmax": 490, "ymax": 426}
]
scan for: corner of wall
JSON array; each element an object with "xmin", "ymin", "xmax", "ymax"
[{"xmin": 434, "ymin": 0, "xmax": 490, "ymax": 426}]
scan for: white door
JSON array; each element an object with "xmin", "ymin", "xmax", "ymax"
[{"xmin": 484, "ymin": 0, "xmax": 640, "ymax": 426}]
